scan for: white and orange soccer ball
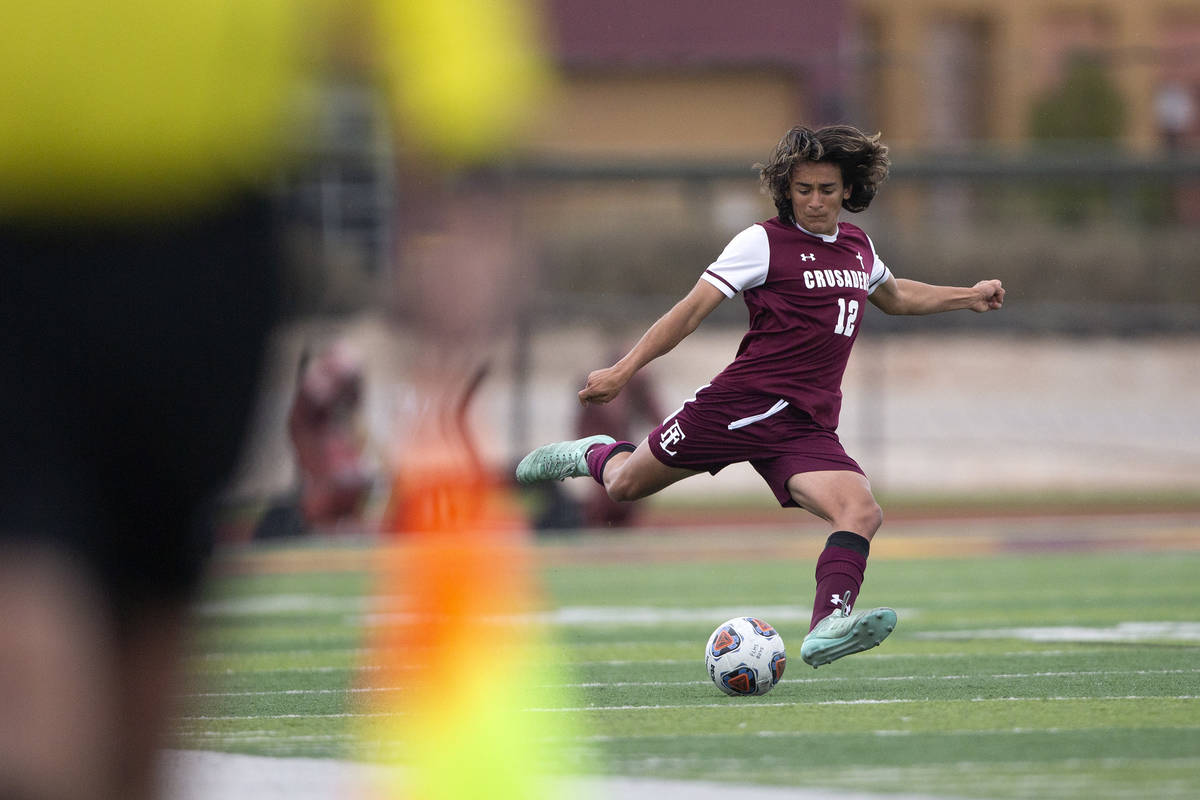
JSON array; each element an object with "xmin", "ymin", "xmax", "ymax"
[{"xmin": 704, "ymin": 616, "xmax": 787, "ymax": 696}]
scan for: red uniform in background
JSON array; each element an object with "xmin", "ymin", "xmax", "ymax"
[{"xmin": 287, "ymin": 342, "xmax": 371, "ymax": 527}]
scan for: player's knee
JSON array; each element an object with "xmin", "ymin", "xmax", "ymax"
[
  {"xmin": 853, "ymin": 500, "xmax": 883, "ymax": 538},
  {"xmin": 604, "ymin": 466, "xmax": 652, "ymax": 503},
  {"xmin": 833, "ymin": 497, "xmax": 882, "ymax": 539},
  {"xmin": 605, "ymin": 473, "xmax": 643, "ymax": 503}
]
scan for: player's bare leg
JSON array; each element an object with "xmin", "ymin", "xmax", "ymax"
[
  {"xmin": 600, "ymin": 440, "xmax": 698, "ymax": 502},
  {"xmin": 0, "ymin": 547, "xmax": 117, "ymax": 800},
  {"xmin": 786, "ymin": 470, "xmax": 897, "ymax": 668},
  {"xmin": 786, "ymin": 470, "xmax": 882, "ymax": 540}
]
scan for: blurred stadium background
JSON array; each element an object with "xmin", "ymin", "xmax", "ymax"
[{"xmin": 226, "ymin": 0, "xmax": 1200, "ymax": 536}]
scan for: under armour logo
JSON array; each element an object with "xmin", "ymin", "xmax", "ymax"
[
  {"xmin": 800, "ymin": 253, "xmax": 816, "ymax": 261},
  {"xmin": 659, "ymin": 420, "xmax": 686, "ymax": 456},
  {"xmin": 831, "ymin": 590, "xmax": 854, "ymax": 614}
]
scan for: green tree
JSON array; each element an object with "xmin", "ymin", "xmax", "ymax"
[
  {"xmin": 1029, "ymin": 53, "xmax": 1128, "ymax": 224},
  {"xmin": 1030, "ymin": 54, "xmax": 1127, "ymax": 141}
]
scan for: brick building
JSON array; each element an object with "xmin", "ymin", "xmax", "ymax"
[{"xmin": 529, "ymin": 0, "xmax": 1200, "ymax": 156}]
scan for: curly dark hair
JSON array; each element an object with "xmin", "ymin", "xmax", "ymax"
[{"xmin": 757, "ymin": 125, "xmax": 891, "ymax": 224}]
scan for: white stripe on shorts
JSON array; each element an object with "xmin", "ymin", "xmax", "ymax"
[{"xmin": 726, "ymin": 398, "xmax": 789, "ymax": 430}]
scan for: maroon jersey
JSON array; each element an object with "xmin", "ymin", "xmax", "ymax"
[{"xmin": 700, "ymin": 218, "xmax": 892, "ymax": 429}]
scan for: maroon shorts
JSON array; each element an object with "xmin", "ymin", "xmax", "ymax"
[{"xmin": 646, "ymin": 385, "xmax": 863, "ymax": 507}]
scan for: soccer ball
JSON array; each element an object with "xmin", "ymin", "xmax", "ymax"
[{"xmin": 704, "ymin": 616, "xmax": 786, "ymax": 696}]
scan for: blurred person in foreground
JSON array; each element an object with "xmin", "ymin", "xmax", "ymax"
[
  {"xmin": 517, "ymin": 125, "xmax": 1005, "ymax": 669},
  {"xmin": 2, "ymin": 0, "xmax": 552, "ymax": 797},
  {"xmin": 0, "ymin": 3, "xmax": 307, "ymax": 798}
]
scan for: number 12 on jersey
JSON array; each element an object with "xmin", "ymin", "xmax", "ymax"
[{"xmin": 834, "ymin": 297, "xmax": 859, "ymax": 336}]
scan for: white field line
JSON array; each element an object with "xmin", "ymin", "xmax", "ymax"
[
  {"xmin": 185, "ymin": 650, "xmax": 1085, "ymax": 673},
  {"xmin": 524, "ymin": 696, "xmax": 1200, "ymax": 713},
  {"xmin": 189, "ymin": 644, "xmax": 707, "ymax": 661},
  {"xmin": 578, "ymin": 724, "xmax": 1200, "ymax": 742},
  {"xmin": 190, "ymin": 665, "xmax": 380, "ymax": 676},
  {"xmin": 160, "ymin": 750, "xmax": 961, "ymax": 800},
  {"xmin": 194, "ymin": 648, "xmax": 369, "ymax": 660},
  {"xmin": 572, "ymin": 649, "xmax": 1081, "ymax": 666},
  {"xmin": 196, "ymin": 601, "xmax": 892, "ymax": 626},
  {"xmin": 179, "ymin": 724, "xmax": 1200, "ymax": 747},
  {"xmin": 188, "ymin": 619, "xmax": 1200, "ymax": 666},
  {"xmin": 178, "ymin": 667, "xmax": 1200, "ymax": 698},
  {"xmin": 917, "ymin": 621, "xmax": 1200, "ymax": 642},
  {"xmin": 189, "ymin": 642, "xmax": 1144, "ymax": 666},
  {"xmin": 190, "ymin": 733, "xmax": 354, "ymax": 742},
  {"xmin": 194, "ymin": 597, "xmax": 1200, "ymax": 645},
  {"xmin": 192, "ymin": 606, "xmax": 1200, "ymax": 650},
  {"xmin": 196, "ymin": 598, "xmax": 822, "ymax": 624},
  {"xmin": 176, "ymin": 695, "xmax": 1200, "ymax": 720},
  {"xmin": 182, "ymin": 687, "xmax": 406, "ymax": 697},
  {"xmin": 195, "ymin": 595, "xmax": 372, "ymax": 615}
]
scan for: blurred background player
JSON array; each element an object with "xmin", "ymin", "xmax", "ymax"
[
  {"xmin": 574, "ymin": 347, "xmax": 665, "ymax": 528},
  {"xmin": 256, "ymin": 340, "xmax": 373, "ymax": 540},
  {"xmin": 517, "ymin": 124, "xmax": 1005, "ymax": 669},
  {"xmin": 532, "ymin": 349, "xmax": 664, "ymax": 532}
]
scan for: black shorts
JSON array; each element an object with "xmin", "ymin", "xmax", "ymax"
[{"xmin": 0, "ymin": 194, "xmax": 281, "ymax": 626}]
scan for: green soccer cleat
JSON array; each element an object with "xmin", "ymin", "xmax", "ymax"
[
  {"xmin": 514, "ymin": 435, "xmax": 615, "ymax": 484},
  {"xmin": 800, "ymin": 604, "xmax": 897, "ymax": 669}
]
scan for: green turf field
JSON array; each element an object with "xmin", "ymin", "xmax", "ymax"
[{"xmin": 176, "ymin": 521, "xmax": 1200, "ymax": 799}]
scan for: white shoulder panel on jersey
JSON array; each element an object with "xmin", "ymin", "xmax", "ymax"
[
  {"xmin": 701, "ymin": 224, "xmax": 770, "ymax": 297},
  {"xmin": 864, "ymin": 232, "xmax": 893, "ymax": 295}
]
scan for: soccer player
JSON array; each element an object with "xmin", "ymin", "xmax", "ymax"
[{"xmin": 516, "ymin": 124, "xmax": 1005, "ymax": 668}]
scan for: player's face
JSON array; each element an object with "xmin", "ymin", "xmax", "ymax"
[{"xmin": 788, "ymin": 162, "xmax": 850, "ymax": 236}]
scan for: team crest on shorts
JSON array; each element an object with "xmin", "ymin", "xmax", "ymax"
[{"xmin": 659, "ymin": 419, "xmax": 686, "ymax": 456}]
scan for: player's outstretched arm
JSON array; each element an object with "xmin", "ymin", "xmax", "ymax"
[
  {"xmin": 579, "ymin": 279, "xmax": 725, "ymax": 406},
  {"xmin": 869, "ymin": 277, "xmax": 1004, "ymax": 316}
]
